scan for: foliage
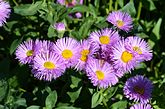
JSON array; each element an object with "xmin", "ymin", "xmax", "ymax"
[{"xmin": 0, "ymin": 0, "xmax": 165, "ymax": 109}]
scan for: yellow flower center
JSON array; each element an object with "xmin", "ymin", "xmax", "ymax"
[
  {"xmin": 121, "ymin": 51, "xmax": 133, "ymax": 63},
  {"xmin": 96, "ymin": 70, "xmax": 105, "ymax": 80},
  {"xmin": 81, "ymin": 49, "xmax": 90, "ymax": 55},
  {"xmin": 62, "ymin": 49, "xmax": 73, "ymax": 59},
  {"xmin": 44, "ymin": 61, "xmax": 55, "ymax": 70},
  {"xmin": 133, "ymin": 46, "xmax": 142, "ymax": 54},
  {"xmin": 99, "ymin": 36, "xmax": 110, "ymax": 44},
  {"xmin": 116, "ymin": 20, "xmax": 124, "ymax": 27},
  {"xmin": 26, "ymin": 50, "xmax": 33, "ymax": 56},
  {"xmin": 80, "ymin": 55, "xmax": 87, "ymax": 62},
  {"xmin": 133, "ymin": 86, "xmax": 145, "ymax": 95}
]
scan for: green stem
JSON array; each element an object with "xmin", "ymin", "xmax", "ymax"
[
  {"xmin": 137, "ymin": 1, "xmax": 142, "ymax": 20},
  {"xmin": 13, "ymin": 0, "xmax": 18, "ymax": 6},
  {"xmin": 102, "ymin": 97, "xmax": 108, "ymax": 109},
  {"xmin": 109, "ymin": 0, "xmax": 113, "ymax": 12},
  {"xmin": 100, "ymin": 89, "xmax": 108, "ymax": 109},
  {"xmin": 115, "ymin": 1, "xmax": 118, "ymax": 10}
]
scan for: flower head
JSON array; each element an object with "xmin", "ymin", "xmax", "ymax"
[
  {"xmin": 130, "ymin": 103, "xmax": 153, "ymax": 109},
  {"xmin": 74, "ymin": 39, "xmax": 97, "ymax": 71},
  {"xmin": 112, "ymin": 39, "xmax": 139, "ymax": 72},
  {"xmin": 124, "ymin": 75, "xmax": 153, "ymax": 103},
  {"xmin": 0, "ymin": 0, "xmax": 11, "ymax": 26},
  {"xmin": 32, "ymin": 52, "xmax": 66, "ymax": 81},
  {"xmin": 125, "ymin": 36, "xmax": 152, "ymax": 61},
  {"xmin": 107, "ymin": 11, "xmax": 133, "ymax": 32},
  {"xmin": 15, "ymin": 39, "xmax": 35, "ymax": 64},
  {"xmin": 54, "ymin": 22, "xmax": 65, "ymax": 32},
  {"xmin": 86, "ymin": 59, "xmax": 118, "ymax": 88},
  {"xmin": 53, "ymin": 37, "xmax": 80, "ymax": 68},
  {"xmin": 89, "ymin": 28, "xmax": 120, "ymax": 51}
]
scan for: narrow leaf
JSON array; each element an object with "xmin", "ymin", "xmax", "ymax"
[
  {"xmin": 152, "ymin": 18, "xmax": 162, "ymax": 40},
  {"xmin": 91, "ymin": 92, "xmax": 103, "ymax": 108},
  {"xmin": 67, "ymin": 87, "xmax": 82, "ymax": 103},
  {"xmin": 45, "ymin": 90, "xmax": 57, "ymax": 109},
  {"xmin": 10, "ymin": 38, "xmax": 23, "ymax": 55},
  {"xmin": 27, "ymin": 106, "xmax": 40, "ymax": 109},
  {"xmin": 121, "ymin": 0, "xmax": 136, "ymax": 17},
  {"xmin": 111, "ymin": 101, "xmax": 127, "ymax": 109}
]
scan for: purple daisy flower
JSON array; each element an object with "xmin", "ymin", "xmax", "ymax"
[
  {"xmin": 112, "ymin": 38, "xmax": 139, "ymax": 72},
  {"xmin": 32, "ymin": 52, "xmax": 66, "ymax": 81},
  {"xmin": 74, "ymin": 39, "xmax": 97, "ymax": 71},
  {"xmin": 53, "ymin": 22, "xmax": 65, "ymax": 32},
  {"xmin": 0, "ymin": 0, "xmax": 11, "ymax": 26},
  {"xmin": 53, "ymin": 37, "xmax": 80, "ymax": 68},
  {"xmin": 34, "ymin": 39, "xmax": 55, "ymax": 55},
  {"xmin": 15, "ymin": 39, "xmax": 35, "ymax": 64},
  {"xmin": 107, "ymin": 11, "xmax": 133, "ymax": 32},
  {"xmin": 123, "ymin": 75, "xmax": 153, "ymax": 103},
  {"xmin": 130, "ymin": 103, "xmax": 153, "ymax": 109},
  {"xmin": 125, "ymin": 36, "xmax": 152, "ymax": 61},
  {"xmin": 89, "ymin": 28, "xmax": 120, "ymax": 51},
  {"xmin": 85, "ymin": 59, "xmax": 118, "ymax": 88},
  {"xmin": 113, "ymin": 67, "xmax": 125, "ymax": 78}
]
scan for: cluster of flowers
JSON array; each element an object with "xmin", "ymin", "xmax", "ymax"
[
  {"xmin": 15, "ymin": 10, "xmax": 153, "ymax": 109},
  {"xmin": 0, "ymin": 0, "xmax": 11, "ymax": 27}
]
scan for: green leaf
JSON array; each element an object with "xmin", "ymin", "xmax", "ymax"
[
  {"xmin": 0, "ymin": 80, "xmax": 8, "ymax": 101},
  {"xmin": 10, "ymin": 38, "xmax": 23, "ymax": 55},
  {"xmin": 91, "ymin": 91, "xmax": 103, "ymax": 108},
  {"xmin": 104, "ymin": 87, "xmax": 118, "ymax": 100},
  {"xmin": 56, "ymin": 106, "xmax": 80, "ymax": 109},
  {"xmin": 69, "ymin": 5, "xmax": 97, "ymax": 16},
  {"xmin": 70, "ymin": 31, "xmax": 80, "ymax": 40},
  {"xmin": 67, "ymin": 87, "xmax": 82, "ymax": 103},
  {"xmin": 27, "ymin": 105, "xmax": 41, "ymax": 109},
  {"xmin": 46, "ymin": 11, "xmax": 54, "ymax": 23},
  {"xmin": 14, "ymin": 1, "xmax": 43, "ymax": 16},
  {"xmin": 94, "ymin": 17, "xmax": 108, "ymax": 29},
  {"xmin": 69, "ymin": 5, "xmax": 90, "ymax": 13},
  {"xmin": 121, "ymin": 0, "xmax": 136, "ymax": 17},
  {"xmin": 148, "ymin": 39, "xmax": 155, "ymax": 49},
  {"xmin": 45, "ymin": 90, "xmax": 57, "ymax": 109},
  {"xmin": 4, "ymin": 21, "xmax": 18, "ymax": 32},
  {"xmin": 0, "ymin": 105, "xmax": 9, "ymax": 109},
  {"xmin": 56, "ymin": 102, "xmax": 70, "ymax": 107},
  {"xmin": 152, "ymin": 18, "xmax": 162, "ymax": 40},
  {"xmin": 111, "ymin": 101, "xmax": 128, "ymax": 109},
  {"xmin": 47, "ymin": 25, "xmax": 56, "ymax": 38},
  {"xmin": 88, "ymin": 4, "xmax": 98, "ymax": 17},
  {"xmin": 94, "ymin": 0, "xmax": 100, "ymax": 9},
  {"xmin": 142, "ymin": 0, "xmax": 156, "ymax": 11},
  {"xmin": 136, "ymin": 33, "xmax": 149, "ymax": 38},
  {"xmin": 117, "ymin": 0, "xmax": 124, "ymax": 7},
  {"xmin": 70, "ymin": 76, "xmax": 81, "ymax": 89},
  {"xmin": 15, "ymin": 98, "xmax": 27, "ymax": 107},
  {"xmin": 78, "ymin": 17, "xmax": 95, "ymax": 40}
]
